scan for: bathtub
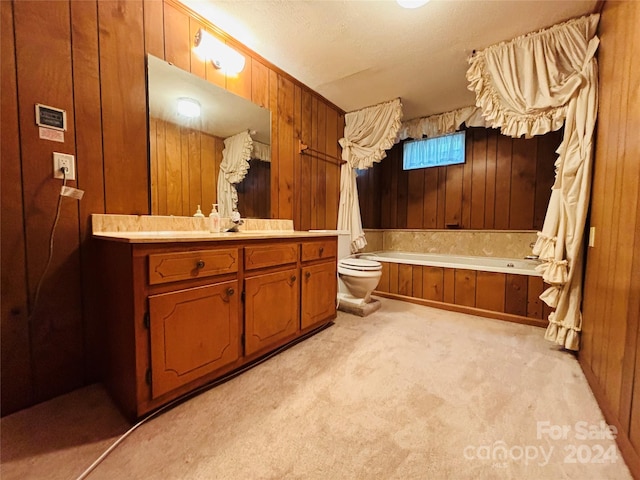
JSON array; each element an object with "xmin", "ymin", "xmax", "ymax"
[
  {"xmin": 360, "ymin": 251, "xmax": 541, "ymax": 276},
  {"xmin": 359, "ymin": 251, "xmax": 549, "ymax": 327}
]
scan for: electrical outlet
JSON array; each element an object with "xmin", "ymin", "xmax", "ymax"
[{"xmin": 53, "ymin": 152, "xmax": 75, "ymax": 180}]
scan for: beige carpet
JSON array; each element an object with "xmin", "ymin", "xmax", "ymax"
[{"xmin": 1, "ymin": 298, "xmax": 632, "ymax": 479}]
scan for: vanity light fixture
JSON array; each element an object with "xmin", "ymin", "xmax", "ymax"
[
  {"xmin": 177, "ymin": 97, "xmax": 201, "ymax": 118},
  {"xmin": 194, "ymin": 28, "xmax": 246, "ymax": 75},
  {"xmin": 396, "ymin": 0, "xmax": 430, "ymax": 8}
]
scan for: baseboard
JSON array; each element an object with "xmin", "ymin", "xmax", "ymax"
[
  {"xmin": 579, "ymin": 358, "xmax": 640, "ymax": 479},
  {"xmin": 373, "ymin": 291, "xmax": 547, "ymax": 328}
]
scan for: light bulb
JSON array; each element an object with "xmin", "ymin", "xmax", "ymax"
[
  {"xmin": 193, "ymin": 28, "xmax": 246, "ymax": 75},
  {"xmin": 397, "ymin": 0, "xmax": 430, "ymax": 8},
  {"xmin": 177, "ymin": 98, "xmax": 201, "ymax": 118}
]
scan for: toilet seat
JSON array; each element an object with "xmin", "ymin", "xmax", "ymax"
[{"xmin": 339, "ymin": 258, "xmax": 382, "ymax": 272}]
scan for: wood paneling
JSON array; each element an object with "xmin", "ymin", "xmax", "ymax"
[
  {"xmin": 236, "ymin": 159, "xmax": 271, "ymax": 219},
  {"xmin": 580, "ymin": 1, "xmax": 640, "ymax": 476},
  {"xmin": 144, "ymin": 0, "xmax": 164, "ymax": 59},
  {"xmin": 163, "ymin": 3, "xmax": 190, "ymax": 71},
  {"xmin": 1, "ymin": 0, "xmax": 33, "ymax": 413},
  {"xmin": 98, "ymin": 0, "xmax": 149, "ymax": 214},
  {"xmin": 251, "ymin": 60, "xmax": 269, "ymax": 109},
  {"xmin": 375, "ymin": 262, "xmax": 548, "ymax": 328},
  {"xmin": 476, "ymin": 272, "xmax": 506, "ymax": 312},
  {"xmin": 149, "ymin": 118, "xmax": 224, "ymax": 216},
  {"xmin": 13, "ymin": 0, "xmax": 85, "ymax": 404},
  {"xmin": 70, "ymin": 0, "xmax": 107, "ymax": 384},
  {"xmin": 1, "ymin": 0, "xmax": 345, "ymax": 415},
  {"xmin": 358, "ymin": 127, "xmax": 562, "ymax": 230}
]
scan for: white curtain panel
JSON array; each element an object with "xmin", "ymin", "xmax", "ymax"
[
  {"xmin": 217, "ymin": 130, "xmax": 253, "ymax": 217},
  {"xmin": 467, "ymin": 14, "xmax": 600, "ymax": 351},
  {"xmin": 338, "ymin": 98, "xmax": 403, "ymax": 253},
  {"xmin": 398, "ymin": 105, "xmax": 490, "ymax": 140}
]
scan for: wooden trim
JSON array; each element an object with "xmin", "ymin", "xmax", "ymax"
[
  {"xmin": 373, "ymin": 291, "xmax": 548, "ymax": 328},
  {"xmin": 579, "ymin": 358, "xmax": 640, "ymax": 480}
]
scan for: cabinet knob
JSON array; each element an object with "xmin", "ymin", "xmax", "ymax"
[
  {"xmin": 305, "ymin": 271, "xmax": 311, "ymax": 279},
  {"xmin": 291, "ymin": 275, "xmax": 296, "ymax": 283},
  {"xmin": 319, "ymin": 247, "xmax": 324, "ymax": 255},
  {"xmin": 196, "ymin": 260, "xmax": 205, "ymax": 269},
  {"xmin": 226, "ymin": 287, "xmax": 234, "ymax": 296}
]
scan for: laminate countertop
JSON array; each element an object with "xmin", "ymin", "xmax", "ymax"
[{"xmin": 93, "ymin": 230, "xmax": 338, "ymax": 244}]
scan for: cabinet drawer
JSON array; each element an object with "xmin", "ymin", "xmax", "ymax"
[
  {"xmin": 148, "ymin": 248, "xmax": 238, "ymax": 285},
  {"xmin": 244, "ymin": 243, "xmax": 298, "ymax": 270},
  {"xmin": 301, "ymin": 240, "xmax": 337, "ymax": 262}
]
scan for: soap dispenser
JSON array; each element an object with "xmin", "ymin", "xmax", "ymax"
[
  {"xmin": 209, "ymin": 204, "xmax": 220, "ymax": 233},
  {"xmin": 193, "ymin": 205, "xmax": 205, "ymax": 217}
]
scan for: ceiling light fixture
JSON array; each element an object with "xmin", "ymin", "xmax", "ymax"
[
  {"xmin": 397, "ymin": 0, "xmax": 430, "ymax": 8},
  {"xmin": 193, "ymin": 28, "xmax": 246, "ymax": 75},
  {"xmin": 177, "ymin": 97, "xmax": 201, "ymax": 118}
]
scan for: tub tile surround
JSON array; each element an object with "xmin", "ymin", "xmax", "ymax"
[
  {"xmin": 363, "ymin": 229, "xmax": 537, "ymax": 259},
  {"xmin": 92, "ymin": 214, "xmax": 295, "ymax": 234}
]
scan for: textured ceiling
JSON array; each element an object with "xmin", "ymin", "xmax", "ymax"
[{"xmin": 181, "ymin": 0, "xmax": 598, "ymax": 121}]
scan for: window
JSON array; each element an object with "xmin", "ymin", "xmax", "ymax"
[{"xmin": 402, "ymin": 131, "xmax": 466, "ymax": 170}]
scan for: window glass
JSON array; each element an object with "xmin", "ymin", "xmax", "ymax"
[{"xmin": 403, "ymin": 131, "xmax": 466, "ymax": 170}]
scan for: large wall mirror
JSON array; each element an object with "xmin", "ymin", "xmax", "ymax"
[{"xmin": 147, "ymin": 54, "xmax": 271, "ymax": 218}]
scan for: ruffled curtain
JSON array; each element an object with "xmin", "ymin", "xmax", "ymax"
[
  {"xmin": 217, "ymin": 130, "xmax": 253, "ymax": 217},
  {"xmin": 252, "ymin": 141, "xmax": 271, "ymax": 162},
  {"xmin": 398, "ymin": 105, "xmax": 490, "ymax": 140},
  {"xmin": 338, "ymin": 98, "xmax": 403, "ymax": 252},
  {"xmin": 466, "ymin": 14, "xmax": 600, "ymax": 351}
]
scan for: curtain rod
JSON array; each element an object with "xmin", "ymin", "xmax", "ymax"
[{"xmin": 298, "ymin": 140, "xmax": 345, "ymax": 165}]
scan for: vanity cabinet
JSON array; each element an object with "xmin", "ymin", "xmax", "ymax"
[
  {"xmin": 300, "ymin": 240, "xmax": 338, "ymax": 330},
  {"xmin": 95, "ymin": 234, "xmax": 337, "ymax": 420},
  {"xmin": 244, "ymin": 268, "xmax": 299, "ymax": 356},
  {"xmin": 148, "ymin": 281, "xmax": 240, "ymax": 398}
]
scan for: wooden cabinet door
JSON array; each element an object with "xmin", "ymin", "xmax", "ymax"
[
  {"xmin": 148, "ymin": 281, "xmax": 239, "ymax": 399},
  {"xmin": 301, "ymin": 262, "xmax": 337, "ymax": 330},
  {"xmin": 244, "ymin": 268, "xmax": 299, "ymax": 356}
]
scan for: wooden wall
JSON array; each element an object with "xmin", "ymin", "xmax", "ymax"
[
  {"xmin": 149, "ymin": 117, "xmax": 222, "ymax": 216},
  {"xmin": 357, "ymin": 127, "xmax": 561, "ymax": 230},
  {"xmin": 0, "ymin": 0, "xmax": 343, "ymax": 415},
  {"xmin": 150, "ymin": 117, "xmax": 273, "ymax": 219},
  {"xmin": 375, "ymin": 263, "xmax": 552, "ymax": 328},
  {"xmin": 580, "ymin": 1, "xmax": 640, "ymax": 477},
  {"xmin": 237, "ymin": 160, "xmax": 271, "ymax": 219}
]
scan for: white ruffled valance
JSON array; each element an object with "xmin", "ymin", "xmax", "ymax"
[
  {"xmin": 467, "ymin": 14, "xmax": 599, "ymax": 139},
  {"xmin": 338, "ymin": 98, "xmax": 403, "ymax": 252},
  {"xmin": 467, "ymin": 13, "xmax": 600, "ymax": 351},
  {"xmin": 217, "ymin": 130, "xmax": 253, "ymax": 217},
  {"xmin": 252, "ymin": 141, "xmax": 271, "ymax": 162},
  {"xmin": 397, "ymin": 105, "xmax": 490, "ymax": 140}
]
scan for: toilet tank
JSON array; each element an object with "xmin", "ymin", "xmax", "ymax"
[{"xmin": 309, "ymin": 230, "xmax": 351, "ymax": 260}]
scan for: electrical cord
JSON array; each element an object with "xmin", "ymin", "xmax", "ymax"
[
  {"xmin": 73, "ymin": 321, "xmax": 333, "ymax": 480},
  {"xmin": 29, "ymin": 169, "xmax": 67, "ymax": 320}
]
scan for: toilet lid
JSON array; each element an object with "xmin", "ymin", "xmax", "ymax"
[{"xmin": 339, "ymin": 258, "xmax": 382, "ymax": 271}]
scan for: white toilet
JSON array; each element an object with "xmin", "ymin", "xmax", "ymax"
[
  {"xmin": 310, "ymin": 230, "xmax": 383, "ymax": 314},
  {"xmin": 337, "ymin": 257, "xmax": 382, "ymax": 304},
  {"xmin": 334, "ymin": 231, "xmax": 383, "ymax": 311}
]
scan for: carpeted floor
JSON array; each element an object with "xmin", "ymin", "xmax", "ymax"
[{"xmin": 1, "ymin": 298, "xmax": 632, "ymax": 479}]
